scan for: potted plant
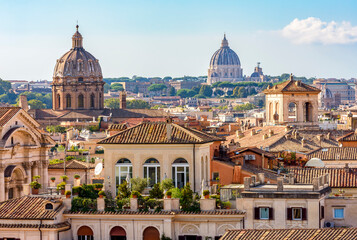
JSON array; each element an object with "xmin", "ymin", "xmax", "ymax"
[
  {"xmin": 166, "ymin": 190, "xmax": 172, "ymax": 199},
  {"xmin": 131, "ymin": 190, "xmax": 140, "ymax": 199},
  {"xmin": 222, "ymin": 201, "xmax": 232, "ymax": 209},
  {"xmin": 65, "ymin": 190, "xmax": 71, "ymax": 198},
  {"xmin": 98, "ymin": 190, "xmax": 105, "ymax": 198},
  {"xmin": 60, "ymin": 175, "xmax": 68, "ymax": 182},
  {"xmin": 57, "ymin": 181, "xmax": 66, "ymax": 195},
  {"xmin": 72, "ymin": 186, "xmax": 81, "ymax": 196},
  {"xmin": 74, "ymin": 174, "xmax": 80, "ymax": 180},
  {"xmin": 203, "ymin": 190, "xmax": 210, "ymax": 199},
  {"xmin": 30, "ymin": 181, "xmax": 42, "ymax": 194},
  {"xmin": 94, "ymin": 183, "xmax": 103, "ymax": 191},
  {"xmin": 50, "ymin": 177, "xmax": 56, "ymax": 183}
]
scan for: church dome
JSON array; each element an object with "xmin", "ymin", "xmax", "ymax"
[
  {"xmin": 251, "ymin": 72, "xmax": 260, "ymax": 78},
  {"xmin": 209, "ymin": 35, "xmax": 241, "ymax": 66},
  {"xmin": 53, "ymin": 25, "xmax": 102, "ymax": 78},
  {"xmin": 321, "ymin": 87, "xmax": 333, "ymax": 99}
]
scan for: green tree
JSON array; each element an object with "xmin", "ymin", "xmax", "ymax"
[
  {"xmin": 28, "ymin": 99, "xmax": 45, "ymax": 109},
  {"xmin": 104, "ymin": 83, "xmax": 110, "ymax": 93},
  {"xmin": 199, "ymin": 85, "xmax": 212, "ymax": 97},
  {"xmin": 149, "ymin": 183, "xmax": 164, "ymax": 199},
  {"xmin": 117, "ymin": 181, "xmax": 131, "ymax": 199},
  {"xmin": 214, "ymin": 89, "xmax": 224, "ymax": 96},
  {"xmin": 46, "ymin": 125, "xmax": 66, "ymax": 133},
  {"xmin": 176, "ymin": 89, "xmax": 196, "ymax": 98},
  {"xmin": 104, "ymin": 98, "xmax": 120, "ymax": 109},
  {"xmin": 169, "ymin": 87, "xmax": 176, "ymax": 96},
  {"xmin": 127, "ymin": 100, "xmax": 150, "ymax": 109},
  {"xmin": 234, "ymin": 103, "xmax": 256, "ymax": 111},
  {"xmin": 111, "ymin": 83, "xmax": 124, "ymax": 92},
  {"xmin": 148, "ymin": 84, "xmax": 167, "ymax": 92}
]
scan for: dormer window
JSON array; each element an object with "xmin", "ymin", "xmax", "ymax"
[{"xmin": 45, "ymin": 203, "xmax": 53, "ymax": 210}]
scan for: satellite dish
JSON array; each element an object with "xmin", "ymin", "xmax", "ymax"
[{"xmin": 94, "ymin": 163, "xmax": 103, "ymax": 175}]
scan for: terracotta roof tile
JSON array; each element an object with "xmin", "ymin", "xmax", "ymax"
[
  {"xmin": 221, "ymin": 228, "xmax": 357, "ymax": 240},
  {"xmin": 0, "ymin": 107, "xmax": 21, "ymax": 127},
  {"xmin": 108, "ymin": 123, "xmax": 128, "ymax": 131},
  {"xmin": 0, "ymin": 196, "xmax": 63, "ymax": 220},
  {"xmin": 289, "ymin": 167, "xmax": 357, "ymax": 188},
  {"xmin": 0, "ymin": 222, "xmax": 70, "ymax": 229},
  {"xmin": 263, "ymin": 78, "xmax": 321, "ymax": 94},
  {"xmin": 98, "ymin": 122, "xmax": 223, "ymax": 144},
  {"xmin": 65, "ymin": 210, "xmax": 244, "ymax": 215},
  {"xmin": 308, "ymin": 147, "xmax": 357, "ymax": 161},
  {"xmin": 337, "ymin": 132, "xmax": 357, "ymax": 142},
  {"xmin": 48, "ymin": 159, "xmax": 94, "ymax": 169}
]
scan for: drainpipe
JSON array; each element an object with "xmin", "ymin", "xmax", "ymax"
[
  {"xmin": 39, "ymin": 219, "xmax": 42, "ymax": 240},
  {"xmin": 193, "ymin": 144, "xmax": 196, "ymax": 192},
  {"xmin": 57, "ymin": 224, "xmax": 71, "ymax": 240}
]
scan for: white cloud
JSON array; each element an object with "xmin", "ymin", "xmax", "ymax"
[{"xmin": 281, "ymin": 17, "xmax": 357, "ymax": 44}]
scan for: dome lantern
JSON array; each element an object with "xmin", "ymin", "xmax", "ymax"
[
  {"xmin": 72, "ymin": 25, "xmax": 83, "ymax": 49},
  {"xmin": 221, "ymin": 34, "xmax": 229, "ymax": 48}
]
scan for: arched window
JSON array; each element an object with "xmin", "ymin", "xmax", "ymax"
[
  {"xmin": 288, "ymin": 102, "xmax": 297, "ymax": 122},
  {"xmin": 143, "ymin": 227, "xmax": 159, "ymax": 240},
  {"xmin": 78, "ymin": 94, "xmax": 84, "ymax": 109},
  {"xmin": 143, "ymin": 158, "xmax": 160, "ymax": 187},
  {"xmin": 172, "ymin": 158, "xmax": 189, "ymax": 188},
  {"xmin": 90, "ymin": 93, "xmax": 95, "ymax": 108},
  {"xmin": 275, "ymin": 102, "xmax": 279, "ymax": 115},
  {"xmin": 77, "ymin": 226, "xmax": 93, "ymax": 240},
  {"xmin": 45, "ymin": 203, "xmax": 53, "ymax": 210},
  {"xmin": 110, "ymin": 226, "xmax": 126, "ymax": 240},
  {"xmin": 66, "ymin": 94, "xmax": 72, "ymax": 109},
  {"xmin": 116, "ymin": 159, "xmax": 132, "ymax": 188}
]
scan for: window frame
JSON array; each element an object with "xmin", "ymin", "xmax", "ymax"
[
  {"xmin": 333, "ymin": 207, "xmax": 345, "ymax": 219},
  {"xmin": 244, "ymin": 155, "xmax": 256, "ymax": 160},
  {"xmin": 259, "ymin": 207, "xmax": 270, "ymax": 220},
  {"xmin": 292, "ymin": 207, "xmax": 302, "ymax": 220}
]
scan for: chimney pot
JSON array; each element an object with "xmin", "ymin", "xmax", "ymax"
[
  {"xmin": 277, "ymin": 177, "xmax": 284, "ymax": 191},
  {"xmin": 244, "ymin": 177, "xmax": 251, "ymax": 190}
]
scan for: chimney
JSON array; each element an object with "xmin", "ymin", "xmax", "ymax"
[
  {"xmin": 251, "ymin": 129, "xmax": 256, "ymax": 136},
  {"xmin": 120, "ymin": 91, "xmax": 127, "ymax": 109},
  {"xmin": 285, "ymin": 134, "xmax": 291, "ymax": 140},
  {"xmin": 301, "ymin": 138, "xmax": 305, "ymax": 148},
  {"xmin": 263, "ymin": 134, "xmax": 268, "ymax": 140},
  {"xmin": 166, "ymin": 118, "xmax": 173, "ymax": 141},
  {"xmin": 19, "ymin": 95, "xmax": 29, "ymax": 111},
  {"xmin": 312, "ymin": 177, "xmax": 319, "ymax": 191},
  {"xmin": 345, "ymin": 163, "xmax": 350, "ymax": 173},
  {"xmin": 236, "ymin": 130, "xmax": 244, "ymax": 139},
  {"xmin": 258, "ymin": 173, "xmax": 265, "ymax": 184},
  {"xmin": 268, "ymin": 129, "xmax": 274, "ymax": 137},
  {"xmin": 244, "ymin": 177, "xmax": 251, "ymax": 190},
  {"xmin": 251, "ymin": 175, "xmax": 257, "ymax": 186},
  {"xmin": 277, "ymin": 177, "xmax": 284, "ymax": 191},
  {"xmin": 285, "ymin": 126, "xmax": 290, "ymax": 132},
  {"xmin": 288, "ymin": 173, "xmax": 295, "ymax": 184}
]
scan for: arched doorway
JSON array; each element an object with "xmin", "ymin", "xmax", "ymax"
[
  {"xmin": 172, "ymin": 158, "xmax": 189, "ymax": 188},
  {"xmin": 143, "ymin": 227, "xmax": 160, "ymax": 240},
  {"xmin": 77, "ymin": 226, "xmax": 93, "ymax": 240},
  {"xmin": 110, "ymin": 226, "xmax": 126, "ymax": 240},
  {"xmin": 5, "ymin": 165, "xmax": 25, "ymax": 199}
]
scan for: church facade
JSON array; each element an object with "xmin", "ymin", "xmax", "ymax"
[
  {"xmin": 0, "ymin": 107, "xmax": 54, "ymax": 201},
  {"xmin": 52, "ymin": 25, "xmax": 104, "ymax": 111}
]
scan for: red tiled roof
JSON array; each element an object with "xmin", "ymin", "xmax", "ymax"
[
  {"xmin": 65, "ymin": 210, "xmax": 244, "ymax": 215},
  {"xmin": 263, "ymin": 77, "xmax": 321, "ymax": 94},
  {"xmin": 48, "ymin": 159, "xmax": 94, "ymax": 169},
  {"xmin": 307, "ymin": 147, "xmax": 357, "ymax": 161},
  {"xmin": 289, "ymin": 167, "xmax": 357, "ymax": 188},
  {"xmin": 0, "ymin": 222, "xmax": 70, "ymax": 229},
  {"xmin": 337, "ymin": 132, "xmax": 357, "ymax": 142},
  {"xmin": 98, "ymin": 122, "xmax": 224, "ymax": 144},
  {"xmin": 0, "ymin": 107, "xmax": 21, "ymax": 126},
  {"xmin": 221, "ymin": 228, "xmax": 357, "ymax": 240},
  {"xmin": 0, "ymin": 196, "xmax": 63, "ymax": 220}
]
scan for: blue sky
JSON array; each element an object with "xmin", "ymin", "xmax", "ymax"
[{"xmin": 0, "ymin": 0, "xmax": 356, "ymax": 80}]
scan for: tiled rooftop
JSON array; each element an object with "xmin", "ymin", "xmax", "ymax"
[
  {"xmin": 0, "ymin": 196, "xmax": 63, "ymax": 220},
  {"xmin": 64, "ymin": 210, "xmax": 245, "ymax": 215},
  {"xmin": 98, "ymin": 121, "xmax": 224, "ymax": 144},
  {"xmin": 308, "ymin": 147, "xmax": 357, "ymax": 161},
  {"xmin": 221, "ymin": 228, "xmax": 357, "ymax": 240},
  {"xmin": 263, "ymin": 77, "xmax": 321, "ymax": 94},
  {"xmin": 0, "ymin": 107, "xmax": 21, "ymax": 126},
  {"xmin": 289, "ymin": 167, "xmax": 357, "ymax": 188},
  {"xmin": 48, "ymin": 159, "xmax": 94, "ymax": 169}
]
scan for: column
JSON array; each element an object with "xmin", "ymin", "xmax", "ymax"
[
  {"xmin": 42, "ymin": 160, "xmax": 49, "ymax": 191},
  {"xmin": 32, "ymin": 161, "xmax": 39, "ymax": 178},
  {"xmin": 0, "ymin": 164, "xmax": 5, "ymax": 201},
  {"xmin": 22, "ymin": 162, "xmax": 33, "ymax": 184}
]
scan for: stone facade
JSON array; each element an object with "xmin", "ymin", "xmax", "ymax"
[
  {"xmin": 52, "ymin": 25, "xmax": 104, "ymax": 111},
  {"xmin": 264, "ymin": 75, "xmax": 320, "ymax": 126}
]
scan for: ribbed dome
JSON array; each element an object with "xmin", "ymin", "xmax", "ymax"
[
  {"xmin": 321, "ymin": 87, "xmax": 333, "ymax": 99},
  {"xmin": 251, "ymin": 72, "xmax": 260, "ymax": 78},
  {"xmin": 53, "ymin": 25, "xmax": 102, "ymax": 78},
  {"xmin": 209, "ymin": 35, "xmax": 241, "ymax": 66}
]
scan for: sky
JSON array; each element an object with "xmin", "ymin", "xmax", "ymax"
[{"xmin": 0, "ymin": 0, "xmax": 356, "ymax": 81}]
